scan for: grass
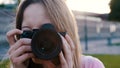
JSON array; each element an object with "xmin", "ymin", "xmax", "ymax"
[
  {"xmin": 90, "ymin": 54, "xmax": 120, "ymax": 68},
  {"xmin": 0, "ymin": 59, "xmax": 10, "ymax": 68},
  {"xmin": 0, "ymin": 54, "xmax": 120, "ymax": 68}
]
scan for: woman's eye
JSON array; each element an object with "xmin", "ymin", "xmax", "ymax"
[{"xmin": 22, "ymin": 26, "xmax": 32, "ymax": 31}]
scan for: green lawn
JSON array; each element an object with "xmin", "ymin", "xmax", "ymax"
[
  {"xmin": 0, "ymin": 54, "xmax": 120, "ymax": 68},
  {"xmin": 0, "ymin": 59, "xmax": 10, "ymax": 68},
  {"xmin": 90, "ymin": 54, "xmax": 120, "ymax": 68}
]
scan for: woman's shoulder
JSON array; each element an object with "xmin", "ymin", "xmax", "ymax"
[{"xmin": 81, "ymin": 55, "xmax": 105, "ymax": 68}]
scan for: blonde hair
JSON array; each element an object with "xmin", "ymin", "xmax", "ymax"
[
  {"xmin": 16, "ymin": 0, "xmax": 81, "ymax": 68},
  {"xmin": 43, "ymin": 0, "xmax": 81, "ymax": 68}
]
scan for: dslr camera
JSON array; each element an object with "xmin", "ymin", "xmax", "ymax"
[{"xmin": 20, "ymin": 24, "xmax": 66, "ymax": 60}]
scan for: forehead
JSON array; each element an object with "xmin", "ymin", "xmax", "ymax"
[
  {"xmin": 22, "ymin": 3, "xmax": 51, "ymax": 29},
  {"xmin": 24, "ymin": 3, "xmax": 48, "ymax": 19}
]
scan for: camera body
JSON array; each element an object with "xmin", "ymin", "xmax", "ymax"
[{"xmin": 20, "ymin": 24, "xmax": 66, "ymax": 60}]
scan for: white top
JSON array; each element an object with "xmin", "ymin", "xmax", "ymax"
[{"xmin": 81, "ymin": 55, "xmax": 105, "ymax": 68}]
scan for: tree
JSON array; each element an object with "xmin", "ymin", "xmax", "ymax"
[
  {"xmin": 18, "ymin": 0, "xmax": 20, "ymax": 4},
  {"xmin": 0, "ymin": 3, "xmax": 5, "ymax": 8},
  {"xmin": 108, "ymin": 0, "xmax": 120, "ymax": 21}
]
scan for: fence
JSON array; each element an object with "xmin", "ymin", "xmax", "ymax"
[{"xmin": 76, "ymin": 15, "xmax": 120, "ymax": 50}]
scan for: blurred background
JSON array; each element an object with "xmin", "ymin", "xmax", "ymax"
[{"xmin": 0, "ymin": 0, "xmax": 120, "ymax": 68}]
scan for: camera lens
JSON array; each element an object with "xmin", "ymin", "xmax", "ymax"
[
  {"xmin": 31, "ymin": 28, "xmax": 62, "ymax": 60},
  {"xmin": 37, "ymin": 37, "xmax": 56, "ymax": 55}
]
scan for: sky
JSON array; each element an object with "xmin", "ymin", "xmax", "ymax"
[
  {"xmin": 0, "ymin": 0, "xmax": 15, "ymax": 4},
  {"xmin": 0, "ymin": 0, "xmax": 111, "ymax": 14},
  {"xmin": 66, "ymin": 0, "xmax": 111, "ymax": 14}
]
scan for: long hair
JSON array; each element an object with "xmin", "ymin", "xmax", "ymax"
[{"xmin": 16, "ymin": 0, "xmax": 81, "ymax": 68}]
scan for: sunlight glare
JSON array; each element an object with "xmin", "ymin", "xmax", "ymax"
[
  {"xmin": 66, "ymin": 0, "xmax": 111, "ymax": 14},
  {"xmin": 0, "ymin": 0, "xmax": 15, "ymax": 4}
]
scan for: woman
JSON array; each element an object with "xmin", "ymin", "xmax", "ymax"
[{"xmin": 6, "ymin": 0, "xmax": 105, "ymax": 68}]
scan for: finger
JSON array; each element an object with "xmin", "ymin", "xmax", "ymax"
[
  {"xmin": 8, "ymin": 38, "xmax": 31, "ymax": 55},
  {"xmin": 6, "ymin": 29, "xmax": 23, "ymax": 45},
  {"xmin": 14, "ymin": 38, "xmax": 31, "ymax": 51},
  {"xmin": 60, "ymin": 35, "xmax": 71, "ymax": 55},
  {"xmin": 60, "ymin": 35, "xmax": 70, "ymax": 51},
  {"xmin": 60, "ymin": 35, "xmax": 72, "ymax": 64},
  {"xmin": 65, "ymin": 34, "xmax": 75, "ymax": 52},
  {"xmin": 12, "ymin": 53, "xmax": 34, "ymax": 64},
  {"xmin": 12, "ymin": 46, "xmax": 32, "ymax": 57},
  {"xmin": 18, "ymin": 53, "xmax": 34, "ymax": 63},
  {"xmin": 59, "ymin": 52, "xmax": 67, "ymax": 68},
  {"xmin": 65, "ymin": 35, "xmax": 74, "ymax": 68}
]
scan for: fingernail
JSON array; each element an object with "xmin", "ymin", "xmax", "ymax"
[{"xmin": 59, "ymin": 32, "xmax": 67, "ymax": 37}]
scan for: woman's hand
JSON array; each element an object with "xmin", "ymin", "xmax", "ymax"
[
  {"xmin": 58, "ymin": 34, "xmax": 75, "ymax": 68},
  {"xmin": 6, "ymin": 29, "xmax": 34, "ymax": 68}
]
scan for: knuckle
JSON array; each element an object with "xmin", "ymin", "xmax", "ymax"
[
  {"xmin": 20, "ymin": 46, "xmax": 31, "ymax": 53},
  {"xmin": 24, "ymin": 53, "xmax": 31, "ymax": 58},
  {"xmin": 71, "ymin": 45, "xmax": 75, "ymax": 51},
  {"xmin": 19, "ymin": 39, "xmax": 23, "ymax": 43},
  {"xmin": 21, "ymin": 46, "xmax": 26, "ymax": 50},
  {"xmin": 12, "ymin": 58, "xmax": 20, "ymax": 65},
  {"xmin": 71, "ymin": 47, "xmax": 75, "ymax": 51},
  {"xmin": 19, "ymin": 39, "xmax": 25, "ymax": 44},
  {"xmin": 19, "ymin": 38, "xmax": 31, "ymax": 44},
  {"xmin": 8, "ymin": 46, "xmax": 14, "ymax": 54},
  {"xmin": 6, "ymin": 29, "xmax": 16, "ymax": 37},
  {"xmin": 6, "ymin": 31, "xmax": 11, "ymax": 38},
  {"xmin": 25, "ymin": 53, "xmax": 31, "ymax": 57},
  {"xmin": 12, "ymin": 58, "xmax": 16, "ymax": 63},
  {"xmin": 10, "ymin": 57, "xmax": 19, "ymax": 64},
  {"xmin": 8, "ymin": 45, "xmax": 15, "ymax": 54},
  {"xmin": 25, "ymin": 53, "xmax": 30, "ymax": 57},
  {"xmin": 61, "ymin": 62, "xmax": 66, "ymax": 66},
  {"xmin": 9, "ymin": 53, "xmax": 15, "ymax": 61}
]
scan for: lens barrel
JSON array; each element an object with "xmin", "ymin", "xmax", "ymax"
[{"xmin": 20, "ymin": 24, "xmax": 65, "ymax": 60}]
